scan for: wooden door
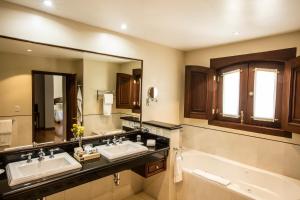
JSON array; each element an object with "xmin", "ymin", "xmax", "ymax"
[
  {"xmin": 184, "ymin": 66, "xmax": 210, "ymax": 119},
  {"xmin": 282, "ymin": 56, "xmax": 300, "ymax": 133},
  {"xmin": 132, "ymin": 68, "xmax": 142, "ymax": 113},
  {"xmin": 66, "ymin": 74, "xmax": 77, "ymax": 140},
  {"xmin": 116, "ymin": 73, "xmax": 132, "ymax": 109}
]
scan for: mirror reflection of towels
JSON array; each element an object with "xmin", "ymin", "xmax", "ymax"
[
  {"xmin": 103, "ymin": 93, "xmax": 113, "ymax": 116},
  {"xmin": 0, "ymin": 120, "xmax": 12, "ymax": 134},
  {"xmin": 77, "ymin": 87, "xmax": 83, "ymax": 123}
]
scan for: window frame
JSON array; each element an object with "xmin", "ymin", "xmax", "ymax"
[
  {"xmin": 246, "ymin": 62, "xmax": 283, "ymax": 128},
  {"xmin": 208, "ymin": 48, "xmax": 296, "ymax": 138},
  {"xmin": 216, "ymin": 64, "xmax": 247, "ymax": 123}
]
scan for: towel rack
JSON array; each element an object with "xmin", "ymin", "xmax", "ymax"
[{"xmin": 97, "ymin": 90, "xmax": 115, "ymax": 100}]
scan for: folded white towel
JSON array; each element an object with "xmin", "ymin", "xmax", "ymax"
[
  {"xmin": 174, "ymin": 151, "xmax": 183, "ymax": 183},
  {"xmin": 193, "ymin": 169, "xmax": 230, "ymax": 186},
  {"xmin": 103, "ymin": 93, "xmax": 113, "ymax": 105},
  {"xmin": 0, "ymin": 120, "xmax": 12, "ymax": 134},
  {"xmin": 103, "ymin": 93, "xmax": 113, "ymax": 116}
]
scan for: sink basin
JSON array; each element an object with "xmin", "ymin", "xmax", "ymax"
[
  {"xmin": 95, "ymin": 141, "xmax": 148, "ymax": 161},
  {"xmin": 6, "ymin": 152, "xmax": 82, "ymax": 186}
]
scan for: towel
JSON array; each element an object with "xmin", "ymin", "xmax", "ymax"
[
  {"xmin": 103, "ymin": 93, "xmax": 113, "ymax": 104},
  {"xmin": 174, "ymin": 151, "xmax": 183, "ymax": 183},
  {"xmin": 103, "ymin": 93, "xmax": 113, "ymax": 116},
  {"xmin": 0, "ymin": 120, "xmax": 12, "ymax": 134},
  {"xmin": 193, "ymin": 169, "xmax": 231, "ymax": 186},
  {"xmin": 77, "ymin": 87, "xmax": 83, "ymax": 123}
]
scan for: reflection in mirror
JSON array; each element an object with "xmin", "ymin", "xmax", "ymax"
[
  {"xmin": 0, "ymin": 37, "xmax": 142, "ymax": 152},
  {"xmin": 33, "ymin": 72, "xmax": 67, "ymax": 143},
  {"xmin": 146, "ymin": 87, "xmax": 158, "ymax": 106}
]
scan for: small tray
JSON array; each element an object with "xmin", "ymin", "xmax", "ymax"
[{"xmin": 74, "ymin": 152, "xmax": 101, "ymax": 162}]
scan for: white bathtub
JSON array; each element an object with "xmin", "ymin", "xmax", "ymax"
[{"xmin": 181, "ymin": 150, "xmax": 300, "ymax": 200}]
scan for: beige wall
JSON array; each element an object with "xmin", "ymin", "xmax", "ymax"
[
  {"xmin": 0, "ymin": 52, "xmax": 82, "ymax": 147},
  {"xmin": 0, "ymin": 1, "xmax": 184, "ymax": 124},
  {"xmin": 0, "ymin": 52, "xmax": 82, "ymax": 116},
  {"xmin": 53, "ymin": 75, "xmax": 63, "ymax": 99},
  {"xmin": 185, "ymin": 31, "xmax": 300, "ymax": 66},
  {"xmin": 83, "ymin": 59, "xmax": 120, "ymax": 115},
  {"xmin": 46, "ymin": 170, "xmax": 144, "ymax": 200}
]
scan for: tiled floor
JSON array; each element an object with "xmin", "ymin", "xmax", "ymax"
[{"xmin": 123, "ymin": 192, "xmax": 155, "ymax": 200}]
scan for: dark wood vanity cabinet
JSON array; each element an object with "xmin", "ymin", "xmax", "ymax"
[
  {"xmin": 283, "ymin": 56, "xmax": 300, "ymax": 133},
  {"xmin": 116, "ymin": 73, "xmax": 133, "ymax": 109},
  {"xmin": 184, "ymin": 65, "xmax": 211, "ymax": 119},
  {"xmin": 132, "ymin": 158, "xmax": 166, "ymax": 178}
]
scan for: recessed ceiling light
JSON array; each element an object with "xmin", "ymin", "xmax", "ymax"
[
  {"xmin": 121, "ymin": 23, "xmax": 127, "ymax": 30},
  {"xmin": 43, "ymin": 0, "xmax": 53, "ymax": 7},
  {"xmin": 27, "ymin": 49, "xmax": 32, "ymax": 52},
  {"xmin": 234, "ymin": 31, "xmax": 240, "ymax": 36}
]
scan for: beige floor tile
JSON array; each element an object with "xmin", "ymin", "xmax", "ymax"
[
  {"xmin": 123, "ymin": 192, "xmax": 155, "ymax": 200},
  {"xmin": 92, "ymin": 192, "xmax": 113, "ymax": 200},
  {"xmin": 65, "ymin": 182, "xmax": 92, "ymax": 200},
  {"xmin": 113, "ymin": 184, "xmax": 134, "ymax": 200},
  {"xmin": 45, "ymin": 191, "xmax": 65, "ymax": 200},
  {"xmin": 91, "ymin": 175, "xmax": 113, "ymax": 198}
]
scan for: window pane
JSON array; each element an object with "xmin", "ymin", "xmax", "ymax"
[
  {"xmin": 253, "ymin": 68, "xmax": 277, "ymax": 121},
  {"xmin": 222, "ymin": 70, "xmax": 240, "ymax": 117}
]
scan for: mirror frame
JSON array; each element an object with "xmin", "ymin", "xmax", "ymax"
[{"xmin": 0, "ymin": 35, "xmax": 144, "ymax": 153}]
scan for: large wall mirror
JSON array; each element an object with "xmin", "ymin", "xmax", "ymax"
[{"xmin": 0, "ymin": 37, "xmax": 142, "ymax": 152}]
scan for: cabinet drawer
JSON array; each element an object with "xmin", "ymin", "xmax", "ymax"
[
  {"xmin": 132, "ymin": 158, "xmax": 166, "ymax": 178},
  {"xmin": 148, "ymin": 160, "xmax": 165, "ymax": 173}
]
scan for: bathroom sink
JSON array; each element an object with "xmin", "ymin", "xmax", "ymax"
[
  {"xmin": 6, "ymin": 152, "xmax": 82, "ymax": 186},
  {"xmin": 95, "ymin": 141, "xmax": 148, "ymax": 161}
]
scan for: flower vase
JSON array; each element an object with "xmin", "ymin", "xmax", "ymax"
[{"xmin": 78, "ymin": 136, "xmax": 82, "ymax": 148}]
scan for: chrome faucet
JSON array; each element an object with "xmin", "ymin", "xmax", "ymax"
[
  {"xmin": 117, "ymin": 136, "xmax": 125, "ymax": 144},
  {"xmin": 103, "ymin": 139, "xmax": 111, "ymax": 146},
  {"xmin": 21, "ymin": 153, "xmax": 33, "ymax": 163},
  {"xmin": 112, "ymin": 136, "xmax": 118, "ymax": 145},
  {"xmin": 49, "ymin": 148, "xmax": 60, "ymax": 158},
  {"xmin": 38, "ymin": 148, "xmax": 46, "ymax": 161}
]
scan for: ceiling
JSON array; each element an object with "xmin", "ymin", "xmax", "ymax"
[
  {"xmin": 6, "ymin": 0, "xmax": 300, "ymax": 50},
  {"xmin": 0, "ymin": 37, "xmax": 134, "ymax": 63}
]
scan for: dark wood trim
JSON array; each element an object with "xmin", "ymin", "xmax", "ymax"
[
  {"xmin": 184, "ymin": 65, "xmax": 210, "ymax": 119},
  {"xmin": 216, "ymin": 64, "xmax": 248, "ymax": 123},
  {"xmin": 66, "ymin": 74, "xmax": 77, "ymax": 141},
  {"xmin": 116, "ymin": 73, "xmax": 133, "ymax": 109},
  {"xmin": 132, "ymin": 68, "xmax": 142, "ymax": 113},
  {"xmin": 32, "ymin": 70, "xmax": 76, "ymax": 76},
  {"xmin": 132, "ymin": 158, "xmax": 166, "ymax": 178},
  {"xmin": 246, "ymin": 62, "xmax": 283, "ymax": 128},
  {"xmin": 210, "ymin": 48, "xmax": 297, "ymax": 70},
  {"xmin": 282, "ymin": 56, "xmax": 300, "ymax": 133},
  {"xmin": 208, "ymin": 120, "xmax": 292, "ymax": 138}
]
